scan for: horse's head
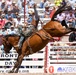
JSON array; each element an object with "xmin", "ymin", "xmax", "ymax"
[{"xmin": 2, "ymin": 37, "xmax": 12, "ymax": 54}]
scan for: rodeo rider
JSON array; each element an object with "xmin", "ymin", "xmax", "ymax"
[{"xmin": 16, "ymin": 4, "xmax": 39, "ymax": 49}]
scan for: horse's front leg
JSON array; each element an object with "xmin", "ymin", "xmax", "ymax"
[
  {"xmin": 14, "ymin": 54, "xmax": 24, "ymax": 73},
  {"xmin": 9, "ymin": 54, "xmax": 20, "ymax": 73}
]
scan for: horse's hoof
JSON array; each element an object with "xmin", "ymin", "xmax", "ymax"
[
  {"xmin": 8, "ymin": 70, "xmax": 14, "ymax": 73},
  {"xmin": 14, "ymin": 71, "xmax": 18, "ymax": 73}
]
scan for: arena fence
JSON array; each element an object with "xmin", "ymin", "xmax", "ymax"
[
  {"xmin": 45, "ymin": 34, "xmax": 76, "ymax": 74},
  {"xmin": 0, "ymin": 33, "xmax": 76, "ymax": 74},
  {"xmin": 46, "ymin": 41, "xmax": 76, "ymax": 74},
  {"xmin": 0, "ymin": 43, "xmax": 45, "ymax": 73}
]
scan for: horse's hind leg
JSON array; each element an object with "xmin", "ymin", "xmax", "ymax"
[{"xmin": 14, "ymin": 54, "xmax": 24, "ymax": 73}]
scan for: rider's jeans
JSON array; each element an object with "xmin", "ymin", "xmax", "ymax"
[{"xmin": 18, "ymin": 36, "xmax": 24, "ymax": 48}]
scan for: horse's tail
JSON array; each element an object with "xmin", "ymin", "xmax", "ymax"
[
  {"xmin": 51, "ymin": 4, "xmax": 66, "ymax": 21},
  {"xmin": 51, "ymin": 3, "xmax": 73, "ymax": 21}
]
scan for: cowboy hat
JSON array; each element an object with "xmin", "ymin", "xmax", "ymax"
[
  {"xmin": 2, "ymin": 0, "xmax": 5, "ymax": 3},
  {"xmin": 28, "ymin": 10, "xmax": 34, "ymax": 15},
  {"xmin": 12, "ymin": 1, "xmax": 16, "ymax": 4}
]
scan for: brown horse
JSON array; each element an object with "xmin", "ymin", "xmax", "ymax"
[
  {"xmin": 2, "ymin": 21, "xmax": 72, "ymax": 73},
  {"xmin": 2, "ymin": 4, "xmax": 75, "ymax": 73}
]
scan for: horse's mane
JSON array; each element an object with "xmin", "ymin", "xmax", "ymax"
[{"xmin": 4, "ymin": 34, "xmax": 20, "ymax": 38}]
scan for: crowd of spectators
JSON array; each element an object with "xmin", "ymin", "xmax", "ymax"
[
  {"xmin": 0, "ymin": 0, "xmax": 53, "ymax": 36},
  {"xmin": 0, "ymin": 0, "xmax": 35, "ymax": 36},
  {"xmin": 0, "ymin": 0, "xmax": 76, "ymax": 42}
]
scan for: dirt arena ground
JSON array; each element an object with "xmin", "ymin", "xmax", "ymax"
[{"xmin": 1, "ymin": 73, "xmax": 76, "ymax": 75}]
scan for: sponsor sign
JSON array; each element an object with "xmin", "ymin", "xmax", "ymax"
[
  {"xmin": 57, "ymin": 66, "xmax": 76, "ymax": 73},
  {"xmin": 49, "ymin": 66, "xmax": 54, "ymax": 73}
]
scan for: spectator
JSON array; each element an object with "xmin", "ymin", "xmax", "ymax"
[
  {"xmin": 5, "ymin": 0, "xmax": 13, "ymax": 12},
  {"xmin": 27, "ymin": 10, "xmax": 34, "ymax": 24},
  {"xmin": 54, "ymin": 0, "xmax": 62, "ymax": 8},
  {"xmin": 5, "ymin": 0, "xmax": 12, "ymax": 8},
  {"xmin": 61, "ymin": 0, "xmax": 66, "ymax": 6},
  {"xmin": 56, "ymin": 12, "xmax": 65, "ymax": 22},
  {"xmin": 1, "ymin": 26, "xmax": 7, "ymax": 36},
  {"xmin": 0, "ymin": 14, "xmax": 6, "ymax": 29},
  {"xmin": 28, "ymin": 0, "xmax": 35, "ymax": 8},
  {"xmin": 8, "ymin": 16, "xmax": 15, "ymax": 25},
  {"xmin": 74, "ymin": 8, "xmax": 76, "ymax": 17},
  {"xmin": 74, "ymin": 8, "xmax": 76, "ymax": 28},
  {"xmin": 1, "ymin": 0, "xmax": 6, "ymax": 11},
  {"xmin": 69, "ymin": 31, "xmax": 76, "ymax": 42},
  {"xmin": 2, "ymin": 14, "xmax": 8, "ymax": 23},
  {"xmin": 12, "ymin": 2, "xmax": 19, "ymax": 15},
  {"xmin": 4, "ymin": 16, "xmax": 15, "ymax": 29},
  {"xmin": 56, "ymin": 11, "xmax": 68, "ymax": 28},
  {"xmin": 1, "ymin": 26, "xmax": 8, "ymax": 35},
  {"xmin": 17, "ymin": 0, "xmax": 23, "ymax": 11},
  {"xmin": 5, "ymin": 9, "xmax": 16, "ymax": 19},
  {"xmin": 44, "ymin": 0, "xmax": 50, "ymax": 8},
  {"xmin": 14, "ymin": 15, "xmax": 23, "ymax": 27},
  {"xmin": 50, "ymin": 6, "xmax": 56, "ymax": 19},
  {"xmin": 0, "ymin": 9, "xmax": 3, "ymax": 16},
  {"xmin": 4, "ymin": 7, "xmax": 8, "ymax": 14},
  {"xmin": 0, "ymin": 0, "xmax": 2, "ymax": 9},
  {"xmin": 66, "ymin": 11, "xmax": 76, "ymax": 28},
  {"xmin": 8, "ymin": 25, "xmax": 16, "ymax": 35},
  {"xmin": 39, "ymin": 0, "xmax": 45, "ymax": 8},
  {"xmin": 44, "ymin": 3, "xmax": 51, "ymax": 18}
]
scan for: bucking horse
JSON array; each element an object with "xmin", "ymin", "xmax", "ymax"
[{"xmin": 2, "ymin": 4, "xmax": 76, "ymax": 73}]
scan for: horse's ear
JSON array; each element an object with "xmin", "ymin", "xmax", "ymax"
[
  {"xmin": 2, "ymin": 38, "xmax": 6, "ymax": 42},
  {"xmin": 2, "ymin": 38, "xmax": 9, "ymax": 45}
]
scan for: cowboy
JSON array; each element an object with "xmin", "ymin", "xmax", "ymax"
[
  {"xmin": 16, "ymin": 4, "xmax": 39, "ymax": 49},
  {"xmin": 1, "ymin": 26, "xmax": 7, "ymax": 36}
]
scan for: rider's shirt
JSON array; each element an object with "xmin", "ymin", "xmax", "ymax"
[{"xmin": 22, "ymin": 25, "xmax": 35, "ymax": 37}]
